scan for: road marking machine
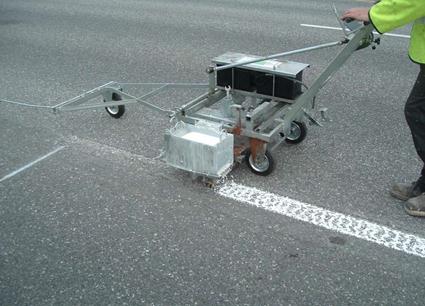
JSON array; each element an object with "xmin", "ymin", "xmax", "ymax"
[{"xmin": 1, "ymin": 16, "xmax": 379, "ymax": 181}]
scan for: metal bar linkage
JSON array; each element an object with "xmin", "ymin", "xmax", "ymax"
[
  {"xmin": 54, "ymin": 82, "xmax": 209, "ymax": 115},
  {"xmin": 53, "ymin": 81, "xmax": 118, "ymax": 109},
  {"xmin": 280, "ymin": 24, "xmax": 374, "ymax": 134},
  {"xmin": 0, "ymin": 98, "xmax": 54, "ymax": 109},
  {"xmin": 119, "ymin": 83, "xmax": 209, "ymax": 88},
  {"xmin": 118, "ymin": 90, "xmax": 172, "ymax": 115},
  {"xmin": 212, "ymin": 41, "xmax": 343, "ymax": 73},
  {"xmin": 58, "ymin": 100, "xmax": 140, "ymax": 112}
]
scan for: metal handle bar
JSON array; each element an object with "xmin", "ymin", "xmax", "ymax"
[{"xmin": 208, "ymin": 40, "xmax": 345, "ymax": 73}]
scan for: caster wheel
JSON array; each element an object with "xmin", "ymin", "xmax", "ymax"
[
  {"xmin": 285, "ymin": 121, "xmax": 307, "ymax": 144},
  {"xmin": 245, "ymin": 149, "xmax": 275, "ymax": 176},
  {"xmin": 105, "ymin": 92, "xmax": 125, "ymax": 118}
]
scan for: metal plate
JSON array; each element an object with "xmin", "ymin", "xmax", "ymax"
[
  {"xmin": 164, "ymin": 121, "xmax": 234, "ymax": 178},
  {"xmin": 212, "ymin": 52, "xmax": 309, "ymax": 78}
]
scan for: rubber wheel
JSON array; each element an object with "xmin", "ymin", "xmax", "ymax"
[
  {"xmin": 285, "ymin": 121, "xmax": 307, "ymax": 144},
  {"xmin": 105, "ymin": 92, "xmax": 125, "ymax": 118},
  {"xmin": 245, "ymin": 149, "xmax": 275, "ymax": 176}
]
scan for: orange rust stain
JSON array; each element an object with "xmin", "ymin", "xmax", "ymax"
[
  {"xmin": 232, "ymin": 124, "xmax": 242, "ymax": 136},
  {"xmin": 249, "ymin": 138, "xmax": 266, "ymax": 160},
  {"xmin": 233, "ymin": 145, "xmax": 246, "ymax": 157}
]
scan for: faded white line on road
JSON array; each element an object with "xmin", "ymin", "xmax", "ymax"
[
  {"xmin": 300, "ymin": 23, "xmax": 411, "ymax": 39},
  {"xmin": 216, "ymin": 181, "xmax": 425, "ymax": 259},
  {"xmin": 0, "ymin": 146, "xmax": 65, "ymax": 183}
]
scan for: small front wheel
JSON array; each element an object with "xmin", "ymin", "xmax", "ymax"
[
  {"xmin": 245, "ymin": 150, "xmax": 275, "ymax": 176},
  {"xmin": 285, "ymin": 121, "xmax": 307, "ymax": 144},
  {"xmin": 105, "ymin": 92, "xmax": 125, "ymax": 118}
]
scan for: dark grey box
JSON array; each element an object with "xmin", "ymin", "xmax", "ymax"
[{"xmin": 213, "ymin": 52, "xmax": 309, "ymax": 100}]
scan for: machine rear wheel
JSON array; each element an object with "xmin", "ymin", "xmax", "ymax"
[
  {"xmin": 285, "ymin": 121, "xmax": 307, "ymax": 144},
  {"xmin": 245, "ymin": 149, "xmax": 275, "ymax": 176},
  {"xmin": 105, "ymin": 93, "xmax": 125, "ymax": 118}
]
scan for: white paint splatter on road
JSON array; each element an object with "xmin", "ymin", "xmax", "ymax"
[{"xmin": 216, "ymin": 181, "xmax": 425, "ymax": 258}]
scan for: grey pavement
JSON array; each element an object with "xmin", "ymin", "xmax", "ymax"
[{"xmin": 1, "ymin": 0, "xmax": 425, "ymax": 305}]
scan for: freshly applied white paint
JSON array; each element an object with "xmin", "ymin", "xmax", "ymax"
[
  {"xmin": 216, "ymin": 181, "xmax": 425, "ymax": 259},
  {"xmin": 182, "ymin": 132, "xmax": 220, "ymax": 146}
]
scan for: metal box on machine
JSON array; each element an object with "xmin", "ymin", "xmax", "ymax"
[
  {"xmin": 164, "ymin": 121, "xmax": 234, "ymax": 178},
  {"xmin": 213, "ymin": 52, "xmax": 309, "ymax": 100}
]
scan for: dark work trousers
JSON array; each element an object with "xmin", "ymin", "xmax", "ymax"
[{"xmin": 405, "ymin": 64, "xmax": 425, "ymax": 185}]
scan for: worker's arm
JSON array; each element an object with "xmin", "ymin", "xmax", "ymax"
[
  {"xmin": 369, "ymin": 0, "xmax": 425, "ymax": 33},
  {"xmin": 341, "ymin": 8, "xmax": 370, "ymax": 23},
  {"xmin": 342, "ymin": 1, "xmax": 425, "ymax": 33}
]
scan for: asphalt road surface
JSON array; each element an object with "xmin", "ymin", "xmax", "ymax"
[{"xmin": 1, "ymin": 0, "xmax": 425, "ymax": 305}]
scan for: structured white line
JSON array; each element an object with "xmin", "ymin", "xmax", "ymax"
[
  {"xmin": 301, "ymin": 24, "xmax": 345, "ymax": 31},
  {"xmin": 216, "ymin": 181, "xmax": 425, "ymax": 258},
  {"xmin": 0, "ymin": 146, "xmax": 65, "ymax": 183},
  {"xmin": 300, "ymin": 23, "xmax": 411, "ymax": 39}
]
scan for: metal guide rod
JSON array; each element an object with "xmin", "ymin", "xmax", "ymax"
[
  {"xmin": 1, "ymin": 82, "xmax": 210, "ymax": 114},
  {"xmin": 140, "ymin": 84, "xmax": 169, "ymax": 99},
  {"xmin": 0, "ymin": 99, "xmax": 54, "ymax": 109},
  {"xmin": 117, "ymin": 91, "xmax": 173, "ymax": 115},
  {"xmin": 58, "ymin": 99, "xmax": 140, "ymax": 112},
  {"xmin": 178, "ymin": 92, "xmax": 211, "ymax": 111},
  {"xmin": 60, "ymin": 86, "xmax": 177, "ymax": 112},
  {"xmin": 55, "ymin": 83, "xmax": 187, "ymax": 114},
  {"xmin": 183, "ymin": 90, "xmax": 226, "ymax": 116},
  {"xmin": 53, "ymin": 81, "xmax": 117, "ymax": 109},
  {"xmin": 119, "ymin": 83, "xmax": 209, "ymax": 88},
  {"xmin": 212, "ymin": 41, "xmax": 343, "ymax": 72}
]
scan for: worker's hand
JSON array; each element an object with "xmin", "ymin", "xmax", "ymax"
[{"xmin": 341, "ymin": 8, "xmax": 370, "ymax": 22}]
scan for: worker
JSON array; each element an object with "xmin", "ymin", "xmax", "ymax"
[{"xmin": 341, "ymin": 1, "xmax": 425, "ymax": 217}]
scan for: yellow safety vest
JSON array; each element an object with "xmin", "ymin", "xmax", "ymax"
[{"xmin": 369, "ymin": 0, "xmax": 425, "ymax": 64}]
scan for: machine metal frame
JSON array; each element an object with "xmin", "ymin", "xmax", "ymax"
[{"xmin": 3, "ymin": 21, "xmax": 377, "ymax": 178}]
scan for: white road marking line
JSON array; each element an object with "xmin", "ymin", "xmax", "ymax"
[
  {"xmin": 216, "ymin": 181, "xmax": 425, "ymax": 259},
  {"xmin": 300, "ymin": 23, "xmax": 411, "ymax": 39},
  {"xmin": 0, "ymin": 146, "xmax": 65, "ymax": 183}
]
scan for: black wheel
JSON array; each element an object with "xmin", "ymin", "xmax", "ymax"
[
  {"xmin": 245, "ymin": 149, "xmax": 275, "ymax": 176},
  {"xmin": 285, "ymin": 121, "xmax": 307, "ymax": 144},
  {"xmin": 105, "ymin": 92, "xmax": 125, "ymax": 118}
]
